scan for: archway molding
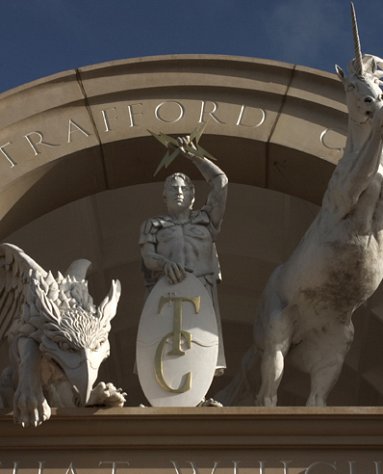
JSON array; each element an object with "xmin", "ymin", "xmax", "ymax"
[{"xmin": 0, "ymin": 54, "xmax": 346, "ymax": 239}]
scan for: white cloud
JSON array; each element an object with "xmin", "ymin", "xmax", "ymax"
[{"xmin": 266, "ymin": 0, "xmax": 347, "ymax": 67}]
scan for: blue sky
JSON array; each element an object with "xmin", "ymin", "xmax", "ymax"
[{"xmin": 0, "ymin": 0, "xmax": 382, "ymax": 93}]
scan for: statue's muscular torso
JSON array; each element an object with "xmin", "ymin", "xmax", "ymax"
[{"xmin": 139, "ymin": 210, "xmax": 220, "ymax": 289}]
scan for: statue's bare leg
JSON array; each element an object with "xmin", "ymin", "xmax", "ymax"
[
  {"xmin": 300, "ymin": 321, "xmax": 354, "ymax": 406},
  {"xmin": 255, "ymin": 305, "xmax": 293, "ymax": 407}
]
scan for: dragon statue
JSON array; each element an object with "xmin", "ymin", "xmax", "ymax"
[
  {"xmin": 0, "ymin": 243, "xmax": 125, "ymax": 427},
  {"xmin": 218, "ymin": 3, "xmax": 383, "ymax": 407}
]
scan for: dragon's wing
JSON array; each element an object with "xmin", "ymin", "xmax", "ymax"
[{"xmin": 0, "ymin": 243, "xmax": 47, "ymax": 342}]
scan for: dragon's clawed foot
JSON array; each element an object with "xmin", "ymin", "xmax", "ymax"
[
  {"xmin": 13, "ymin": 387, "xmax": 51, "ymax": 428},
  {"xmin": 87, "ymin": 382, "xmax": 126, "ymax": 407}
]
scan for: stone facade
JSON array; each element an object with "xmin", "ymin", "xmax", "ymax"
[{"xmin": 0, "ymin": 55, "xmax": 382, "ymax": 408}]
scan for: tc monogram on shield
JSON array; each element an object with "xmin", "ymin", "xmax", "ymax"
[{"xmin": 136, "ymin": 274, "xmax": 219, "ymax": 407}]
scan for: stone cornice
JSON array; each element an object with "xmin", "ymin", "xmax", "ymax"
[{"xmin": 1, "ymin": 407, "xmax": 383, "ymax": 450}]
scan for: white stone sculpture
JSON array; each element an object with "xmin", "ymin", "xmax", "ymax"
[
  {"xmin": 219, "ymin": 4, "xmax": 383, "ymax": 407},
  {"xmin": 0, "ymin": 243, "xmax": 125, "ymax": 427},
  {"xmin": 138, "ymin": 133, "xmax": 228, "ymax": 405},
  {"xmin": 136, "ymin": 274, "xmax": 219, "ymax": 407}
]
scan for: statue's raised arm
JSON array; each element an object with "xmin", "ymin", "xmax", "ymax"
[{"xmin": 178, "ymin": 135, "xmax": 228, "ymax": 235}]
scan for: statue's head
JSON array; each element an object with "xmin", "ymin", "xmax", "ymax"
[
  {"xmin": 163, "ymin": 172, "xmax": 195, "ymax": 213},
  {"xmin": 335, "ymin": 3, "xmax": 383, "ymax": 123}
]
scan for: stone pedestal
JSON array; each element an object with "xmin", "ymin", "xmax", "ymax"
[{"xmin": 1, "ymin": 407, "xmax": 382, "ymax": 474}]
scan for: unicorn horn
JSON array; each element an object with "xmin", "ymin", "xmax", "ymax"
[{"xmin": 351, "ymin": 2, "xmax": 364, "ymax": 75}]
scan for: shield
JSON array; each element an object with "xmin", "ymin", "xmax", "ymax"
[{"xmin": 136, "ymin": 273, "xmax": 219, "ymax": 406}]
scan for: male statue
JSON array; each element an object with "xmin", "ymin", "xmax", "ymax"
[{"xmin": 139, "ymin": 139, "xmax": 228, "ymax": 374}]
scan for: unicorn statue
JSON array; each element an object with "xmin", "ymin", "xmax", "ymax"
[{"xmin": 218, "ymin": 3, "xmax": 383, "ymax": 407}]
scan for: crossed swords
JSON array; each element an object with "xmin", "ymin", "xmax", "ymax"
[{"xmin": 148, "ymin": 123, "xmax": 217, "ymax": 176}]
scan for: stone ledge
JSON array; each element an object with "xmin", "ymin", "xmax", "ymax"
[{"xmin": 1, "ymin": 407, "xmax": 383, "ymax": 451}]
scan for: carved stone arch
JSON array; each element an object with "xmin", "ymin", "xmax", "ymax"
[{"xmin": 0, "ymin": 55, "xmax": 347, "ymax": 239}]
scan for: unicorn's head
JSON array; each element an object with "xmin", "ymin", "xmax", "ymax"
[{"xmin": 336, "ymin": 3, "xmax": 383, "ymax": 124}]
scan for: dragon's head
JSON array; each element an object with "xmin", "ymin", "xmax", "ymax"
[{"xmin": 30, "ymin": 261, "xmax": 121, "ymax": 406}]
